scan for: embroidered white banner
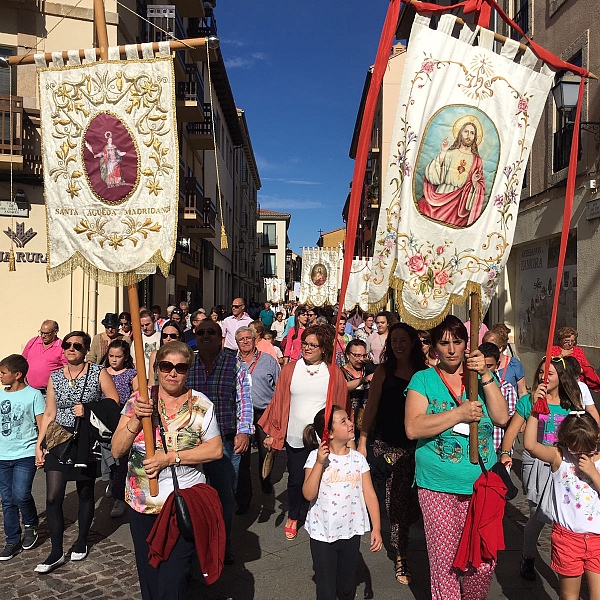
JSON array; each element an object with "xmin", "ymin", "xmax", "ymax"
[
  {"xmin": 344, "ymin": 258, "xmax": 372, "ymax": 311},
  {"xmin": 264, "ymin": 277, "xmax": 286, "ymax": 303},
  {"xmin": 369, "ymin": 15, "xmax": 553, "ymax": 328},
  {"xmin": 299, "ymin": 247, "xmax": 342, "ymax": 306},
  {"xmin": 38, "ymin": 50, "xmax": 178, "ymax": 285}
]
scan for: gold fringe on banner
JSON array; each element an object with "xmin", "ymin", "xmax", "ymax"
[{"xmin": 46, "ymin": 249, "xmax": 172, "ymax": 287}]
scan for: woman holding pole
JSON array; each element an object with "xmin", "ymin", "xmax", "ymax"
[{"xmin": 404, "ymin": 316, "xmax": 508, "ymax": 599}]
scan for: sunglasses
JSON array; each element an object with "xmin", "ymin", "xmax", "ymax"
[
  {"xmin": 420, "ymin": 339, "xmax": 430, "ymax": 345},
  {"xmin": 162, "ymin": 332, "xmax": 179, "ymax": 340},
  {"xmin": 541, "ymin": 355, "xmax": 566, "ymax": 368},
  {"xmin": 157, "ymin": 361, "xmax": 189, "ymax": 375},
  {"xmin": 62, "ymin": 341, "xmax": 84, "ymax": 351},
  {"xmin": 231, "ymin": 304, "xmax": 243, "ymax": 309},
  {"xmin": 120, "ymin": 321, "xmax": 130, "ymax": 326},
  {"xmin": 306, "ymin": 313, "xmax": 316, "ymax": 317},
  {"xmin": 196, "ymin": 329, "xmax": 218, "ymax": 337}
]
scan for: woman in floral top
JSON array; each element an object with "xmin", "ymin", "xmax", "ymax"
[{"xmin": 111, "ymin": 342, "xmax": 222, "ymax": 600}]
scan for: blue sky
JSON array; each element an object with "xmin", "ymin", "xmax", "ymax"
[{"xmin": 215, "ymin": 1, "xmax": 389, "ymax": 254}]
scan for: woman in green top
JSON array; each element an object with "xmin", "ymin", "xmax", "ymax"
[
  {"xmin": 405, "ymin": 316, "xmax": 508, "ymax": 600},
  {"xmin": 499, "ymin": 356, "xmax": 586, "ymax": 581}
]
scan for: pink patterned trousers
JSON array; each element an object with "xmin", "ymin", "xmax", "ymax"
[{"xmin": 418, "ymin": 488, "xmax": 496, "ymax": 600}]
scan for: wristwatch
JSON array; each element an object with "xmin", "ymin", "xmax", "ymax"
[{"xmin": 174, "ymin": 451, "xmax": 181, "ymax": 465}]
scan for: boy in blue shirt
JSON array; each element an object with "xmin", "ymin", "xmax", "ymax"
[{"xmin": 0, "ymin": 354, "xmax": 45, "ymax": 560}]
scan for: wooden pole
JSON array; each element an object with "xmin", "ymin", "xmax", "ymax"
[
  {"xmin": 7, "ymin": 38, "xmax": 209, "ymax": 67},
  {"xmin": 468, "ymin": 290, "xmax": 481, "ymax": 465},
  {"xmin": 92, "ymin": 0, "xmax": 159, "ymax": 495}
]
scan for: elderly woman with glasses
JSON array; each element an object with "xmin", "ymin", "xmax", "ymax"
[
  {"xmin": 34, "ymin": 331, "xmax": 119, "ymax": 573},
  {"xmin": 147, "ymin": 320, "xmax": 185, "ymax": 386},
  {"xmin": 259, "ymin": 325, "xmax": 351, "ymax": 540},
  {"xmin": 112, "ymin": 341, "xmax": 223, "ymax": 600},
  {"xmin": 550, "ymin": 326, "xmax": 600, "ymax": 392}
]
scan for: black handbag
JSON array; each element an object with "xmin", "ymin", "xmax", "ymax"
[{"xmin": 157, "ymin": 417, "xmax": 195, "ymax": 542}]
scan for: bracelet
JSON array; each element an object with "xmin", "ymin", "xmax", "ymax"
[
  {"xmin": 499, "ymin": 450, "xmax": 511, "ymax": 456},
  {"xmin": 481, "ymin": 377, "xmax": 495, "ymax": 386},
  {"xmin": 126, "ymin": 421, "xmax": 140, "ymax": 435}
]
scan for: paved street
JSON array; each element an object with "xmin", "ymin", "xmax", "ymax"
[{"xmin": 0, "ymin": 444, "xmax": 578, "ymax": 600}]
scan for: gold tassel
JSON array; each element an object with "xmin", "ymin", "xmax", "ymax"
[
  {"xmin": 220, "ymin": 224, "xmax": 229, "ymax": 250},
  {"xmin": 8, "ymin": 246, "xmax": 16, "ymax": 272}
]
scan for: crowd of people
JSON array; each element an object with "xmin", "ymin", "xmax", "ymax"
[{"xmin": 2, "ymin": 299, "xmax": 600, "ymax": 600}]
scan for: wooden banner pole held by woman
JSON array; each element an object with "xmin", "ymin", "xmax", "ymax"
[
  {"xmin": 468, "ymin": 290, "xmax": 481, "ymax": 464},
  {"xmin": 90, "ymin": 0, "xmax": 159, "ymax": 495}
]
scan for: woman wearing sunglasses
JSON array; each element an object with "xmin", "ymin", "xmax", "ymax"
[
  {"xmin": 112, "ymin": 341, "xmax": 222, "ymax": 600},
  {"xmin": 147, "ymin": 321, "xmax": 185, "ymax": 387},
  {"xmin": 499, "ymin": 355, "xmax": 592, "ymax": 581},
  {"xmin": 259, "ymin": 325, "xmax": 351, "ymax": 540},
  {"xmin": 34, "ymin": 331, "xmax": 118, "ymax": 573}
]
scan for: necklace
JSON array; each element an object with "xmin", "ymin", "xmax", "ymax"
[
  {"xmin": 305, "ymin": 361, "xmax": 323, "ymax": 376},
  {"xmin": 67, "ymin": 364, "xmax": 85, "ymax": 387}
]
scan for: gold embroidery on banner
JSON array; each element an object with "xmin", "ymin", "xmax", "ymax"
[{"xmin": 73, "ymin": 216, "xmax": 162, "ymax": 249}]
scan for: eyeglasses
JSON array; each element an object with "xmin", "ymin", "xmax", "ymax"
[
  {"xmin": 161, "ymin": 332, "xmax": 179, "ymax": 340},
  {"xmin": 237, "ymin": 337, "xmax": 253, "ymax": 343},
  {"xmin": 301, "ymin": 341, "xmax": 320, "ymax": 349},
  {"xmin": 39, "ymin": 330, "xmax": 56, "ymax": 336},
  {"xmin": 157, "ymin": 361, "xmax": 189, "ymax": 375},
  {"xmin": 105, "ymin": 325, "xmax": 117, "ymax": 330},
  {"xmin": 196, "ymin": 329, "xmax": 218, "ymax": 337},
  {"xmin": 348, "ymin": 352, "xmax": 367, "ymax": 359},
  {"xmin": 62, "ymin": 341, "xmax": 84, "ymax": 351},
  {"xmin": 231, "ymin": 304, "xmax": 243, "ymax": 309}
]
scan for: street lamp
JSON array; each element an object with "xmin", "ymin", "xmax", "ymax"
[{"xmin": 551, "ymin": 73, "xmax": 600, "ymax": 139}]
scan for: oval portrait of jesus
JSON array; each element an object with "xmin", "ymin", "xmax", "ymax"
[
  {"xmin": 82, "ymin": 112, "xmax": 140, "ymax": 205},
  {"xmin": 413, "ymin": 105, "xmax": 499, "ymax": 229},
  {"xmin": 311, "ymin": 263, "xmax": 328, "ymax": 287}
]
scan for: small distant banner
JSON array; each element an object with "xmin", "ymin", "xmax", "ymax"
[
  {"xmin": 299, "ymin": 247, "xmax": 342, "ymax": 307},
  {"xmin": 37, "ymin": 45, "xmax": 178, "ymax": 285},
  {"xmin": 264, "ymin": 277, "xmax": 286, "ymax": 303},
  {"xmin": 343, "ymin": 258, "xmax": 372, "ymax": 311},
  {"xmin": 369, "ymin": 15, "xmax": 553, "ymax": 327}
]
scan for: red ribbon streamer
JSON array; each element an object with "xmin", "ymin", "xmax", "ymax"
[{"xmin": 532, "ymin": 78, "xmax": 585, "ymax": 416}]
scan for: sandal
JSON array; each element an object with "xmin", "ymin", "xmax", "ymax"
[
  {"xmin": 394, "ymin": 556, "xmax": 411, "ymax": 585},
  {"xmin": 284, "ymin": 518, "xmax": 298, "ymax": 540}
]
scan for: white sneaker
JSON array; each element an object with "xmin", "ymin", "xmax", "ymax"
[
  {"xmin": 70, "ymin": 547, "xmax": 88, "ymax": 561},
  {"xmin": 34, "ymin": 555, "xmax": 66, "ymax": 573}
]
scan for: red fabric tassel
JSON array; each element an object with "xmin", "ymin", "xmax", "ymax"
[{"xmin": 532, "ymin": 398, "xmax": 551, "ymax": 416}]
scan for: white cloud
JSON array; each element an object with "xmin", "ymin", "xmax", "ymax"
[
  {"xmin": 260, "ymin": 195, "xmax": 323, "ymax": 210},
  {"xmin": 224, "ymin": 52, "xmax": 268, "ymax": 70},
  {"xmin": 251, "ymin": 52, "xmax": 267, "ymax": 60},
  {"xmin": 221, "ymin": 38, "xmax": 246, "ymax": 47},
  {"xmin": 262, "ymin": 177, "xmax": 322, "ymax": 186}
]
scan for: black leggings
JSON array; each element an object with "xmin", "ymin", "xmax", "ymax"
[{"xmin": 45, "ymin": 470, "xmax": 95, "ymax": 556}]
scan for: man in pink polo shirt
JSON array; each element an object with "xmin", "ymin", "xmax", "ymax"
[
  {"xmin": 221, "ymin": 298, "xmax": 253, "ymax": 352},
  {"xmin": 22, "ymin": 320, "xmax": 67, "ymax": 393}
]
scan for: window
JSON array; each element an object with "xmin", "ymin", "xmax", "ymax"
[
  {"xmin": 0, "ymin": 47, "xmax": 16, "ymax": 96},
  {"xmin": 510, "ymin": 0, "xmax": 529, "ymax": 40},
  {"xmin": 263, "ymin": 223, "xmax": 276, "ymax": 247},
  {"xmin": 553, "ymin": 52, "xmax": 582, "ymax": 173},
  {"xmin": 262, "ymin": 253, "xmax": 276, "ymax": 277}
]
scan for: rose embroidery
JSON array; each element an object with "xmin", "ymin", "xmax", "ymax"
[
  {"xmin": 518, "ymin": 97, "xmax": 528, "ymax": 112},
  {"xmin": 422, "ymin": 60, "xmax": 435, "ymax": 74},
  {"xmin": 434, "ymin": 269, "xmax": 450, "ymax": 288},
  {"xmin": 407, "ymin": 253, "xmax": 428, "ymax": 276}
]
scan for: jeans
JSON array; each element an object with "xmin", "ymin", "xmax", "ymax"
[
  {"xmin": 0, "ymin": 457, "xmax": 38, "ymax": 544},
  {"xmin": 236, "ymin": 409, "xmax": 269, "ymax": 507},
  {"xmin": 203, "ymin": 436, "xmax": 240, "ymax": 551}
]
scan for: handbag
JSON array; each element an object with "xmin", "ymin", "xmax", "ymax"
[
  {"xmin": 43, "ymin": 420, "xmax": 73, "ymax": 451},
  {"xmin": 158, "ymin": 415, "xmax": 195, "ymax": 542}
]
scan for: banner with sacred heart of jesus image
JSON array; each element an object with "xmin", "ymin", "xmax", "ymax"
[
  {"xmin": 368, "ymin": 14, "xmax": 554, "ymax": 328},
  {"xmin": 37, "ymin": 45, "xmax": 178, "ymax": 285}
]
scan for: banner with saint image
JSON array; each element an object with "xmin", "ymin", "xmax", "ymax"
[
  {"xmin": 299, "ymin": 247, "xmax": 342, "ymax": 307},
  {"xmin": 37, "ymin": 46, "xmax": 178, "ymax": 285},
  {"xmin": 369, "ymin": 14, "xmax": 553, "ymax": 327}
]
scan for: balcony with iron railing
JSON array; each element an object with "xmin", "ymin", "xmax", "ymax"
[
  {"xmin": 0, "ymin": 95, "xmax": 42, "ymax": 175},
  {"xmin": 187, "ymin": 15, "xmax": 218, "ymax": 38},
  {"xmin": 145, "ymin": 5, "xmax": 186, "ymax": 78},
  {"xmin": 186, "ymin": 103, "xmax": 213, "ymax": 151},
  {"xmin": 241, "ymin": 165, "xmax": 249, "ymax": 188},
  {"xmin": 183, "ymin": 176, "xmax": 204, "ymax": 222},
  {"xmin": 510, "ymin": 3, "xmax": 529, "ymax": 40},
  {"xmin": 176, "ymin": 64, "xmax": 205, "ymax": 122}
]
